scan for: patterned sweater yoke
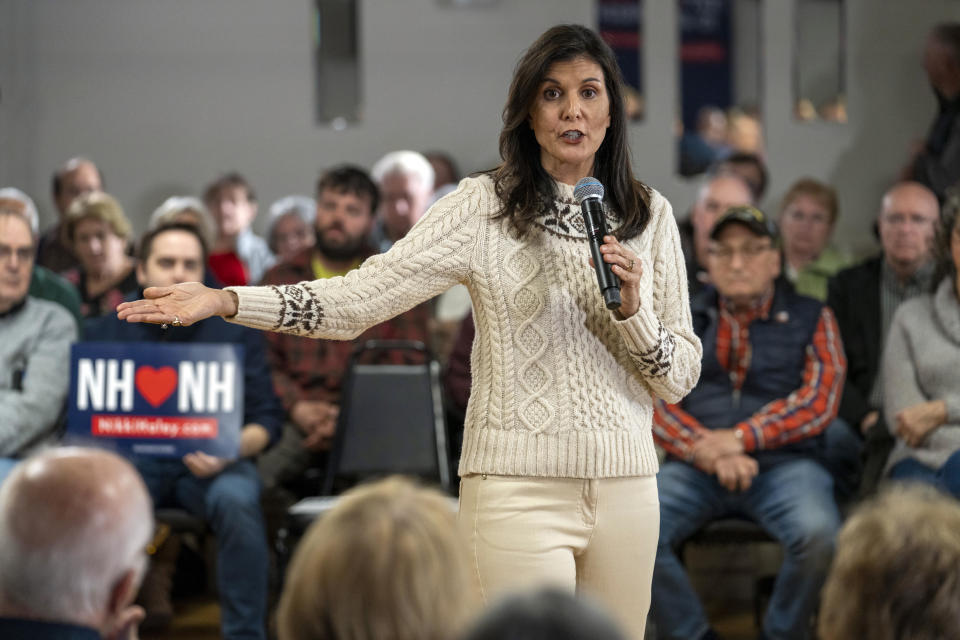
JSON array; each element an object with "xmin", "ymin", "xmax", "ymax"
[{"xmin": 227, "ymin": 175, "xmax": 701, "ymax": 479}]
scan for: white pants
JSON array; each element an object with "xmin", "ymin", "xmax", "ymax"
[{"xmin": 458, "ymin": 474, "xmax": 659, "ymax": 640}]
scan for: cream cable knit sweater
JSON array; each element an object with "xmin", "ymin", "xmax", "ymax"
[{"xmin": 227, "ymin": 175, "xmax": 701, "ymax": 479}]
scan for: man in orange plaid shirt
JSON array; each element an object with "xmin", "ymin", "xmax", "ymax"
[{"xmin": 650, "ymin": 206, "xmax": 847, "ymax": 640}]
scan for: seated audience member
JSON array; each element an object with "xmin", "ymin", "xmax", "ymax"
[
  {"xmin": 0, "ymin": 188, "xmax": 83, "ymax": 329},
  {"xmin": 461, "ymin": 588, "xmax": 627, "ymax": 640},
  {"xmin": 37, "ymin": 157, "xmax": 104, "ymax": 273},
  {"xmin": 0, "ymin": 207, "xmax": 77, "ymax": 482},
  {"xmin": 266, "ymin": 195, "xmax": 316, "ymax": 265},
  {"xmin": 678, "ymin": 106, "xmax": 730, "ymax": 177},
  {"xmin": 652, "ymin": 206, "xmax": 846, "ymax": 640},
  {"xmin": 818, "ymin": 484, "xmax": 960, "ymax": 640},
  {"xmin": 371, "ymin": 150, "xmax": 469, "ymax": 358},
  {"xmin": 148, "ymin": 197, "xmax": 222, "ymax": 288},
  {"xmin": 258, "ymin": 166, "xmax": 431, "ymax": 507},
  {"xmin": 678, "ymin": 173, "xmax": 754, "ymax": 296},
  {"xmin": 778, "ymin": 178, "xmax": 850, "ymax": 301},
  {"xmin": 369, "ymin": 150, "xmax": 435, "ymax": 253},
  {"xmin": 827, "ymin": 181, "xmax": 941, "ymax": 497},
  {"xmin": 61, "ymin": 192, "xmax": 138, "ymax": 318},
  {"xmin": 85, "ymin": 223, "xmax": 282, "ymax": 640},
  {"xmin": 906, "ymin": 23, "xmax": 960, "ymax": 202},
  {"xmin": 726, "ymin": 108, "xmax": 765, "ymax": 156},
  {"xmin": 424, "ymin": 150, "xmax": 461, "ymax": 201},
  {"xmin": 0, "ymin": 447, "xmax": 153, "ymax": 640},
  {"xmin": 712, "ymin": 151, "xmax": 769, "ymax": 202},
  {"xmin": 277, "ymin": 476, "xmax": 477, "ymax": 640},
  {"xmin": 148, "ymin": 196, "xmax": 216, "ymax": 247},
  {"xmin": 881, "ymin": 194, "xmax": 960, "ymax": 497},
  {"xmin": 203, "ymin": 172, "xmax": 275, "ymax": 286}
]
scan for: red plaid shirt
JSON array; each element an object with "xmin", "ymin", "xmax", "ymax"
[
  {"xmin": 653, "ymin": 291, "xmax": 845, "ymax": 460},
  {"xmin": 261, "ymin": 247, "xmax": 433, "ymax": 412}
]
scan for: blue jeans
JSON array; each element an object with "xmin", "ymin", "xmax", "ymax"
[
  {"xmin": 821, "ymin": 418, "xmax": 863, "ymax": 502},
  {"xmin": 889, "ymin": 450, "xmax": 960, "ymax": 498},
  {"xmin": 136, "ymin": 458, "xmax": 268, "ymax": 640},
  {"xmin": 651, "ymin": 459, "xmax": 840, "ymax": 640}
]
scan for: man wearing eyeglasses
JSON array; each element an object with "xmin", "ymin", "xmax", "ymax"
[
  {"xmin": 827, "ymin": 181, "xmax": 940, "ymax": 500},
  {"xmin": 0, "ymin": 202, "xmax": 77, "ymax": 484},
  {"xmin": 650, "ymin": 206, "xmax": 847, "ymax": 640}
]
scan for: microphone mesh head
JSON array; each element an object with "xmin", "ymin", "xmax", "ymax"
[{"xmin": 574, "ymin": 177, "xmax": 604, "ymax": 203}]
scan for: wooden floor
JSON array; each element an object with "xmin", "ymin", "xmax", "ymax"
[{"xmin": 141, "ymin": 572, "xmax": 765, "ymax": 640}]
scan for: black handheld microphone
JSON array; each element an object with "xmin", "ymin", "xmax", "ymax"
[{"xmin": 574, "ymin": 177, "xmax": 621, "ymax": 310}]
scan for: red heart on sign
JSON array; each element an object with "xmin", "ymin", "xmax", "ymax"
[{"xmin": 135, "ymin": 366, "xmax": 178, "ymax": 408}]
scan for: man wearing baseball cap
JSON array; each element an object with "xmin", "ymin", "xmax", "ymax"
[{"xmin": 650, "ymin": 206, "xmax": 847, "ymax": 640}]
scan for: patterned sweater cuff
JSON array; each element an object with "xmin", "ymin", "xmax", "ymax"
[{"xmin": 613, "ymin": 304, "xmax": 675, "ymax": 376}]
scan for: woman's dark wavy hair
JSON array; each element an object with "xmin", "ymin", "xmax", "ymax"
[
  {"xmin": 932, "ymin": 186, "xmax": 960, "ymax": 293},
  {"xmin": 492, "ymin": 24, "xmax": 651, "ymax": 240}
]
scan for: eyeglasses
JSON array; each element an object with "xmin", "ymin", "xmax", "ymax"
[
  {"xmin": 0, "ymin": 245, "xmax": 34, "ymax": 265},
  {"xmin": 707, "ymin": 243, "xmax": 774, "ymax": 262}
]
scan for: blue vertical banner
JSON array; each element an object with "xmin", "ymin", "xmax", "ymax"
[
  {"xmin": 679, "ymin": 0, "xmax": 732, "ymax": 131},
  {"xmin": 597, "ymin": 0, "xmax": 643, "ymax": 119},
  {"xmin": 67, "ymin": 342, "xmax": 244, "ymax": 459}
]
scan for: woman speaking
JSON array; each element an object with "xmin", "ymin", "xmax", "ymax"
[{"xmin": 119, "ymin": 24, "xmax": 701, "ymax": 637}]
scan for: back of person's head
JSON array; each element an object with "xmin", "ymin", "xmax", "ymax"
[
  {"xmin": 278, "ymin": 476, "xmax": 476, "ymax": 640},
  {"xmin": 818, "ymin": 484, "xmax": 960, "ymax": 640},
  {"xmin": 0, "ymin": 447, "xmax": 153, "ymax": 626},
  {"xmin": 460, "ymin": 588, "xmax": 628, "ymax": 640},
  {"xmin": 371, "ymin": 150, "xmax": 435, "ymax": 193},
  {"xmin": 0, "ymin": 188, "xmax": 40, "ymax": 237}
]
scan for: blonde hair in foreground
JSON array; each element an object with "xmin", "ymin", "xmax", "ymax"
[
  {"xmin": 277, "ymin": 476, "xmax": 478, "ymax": 640},
  {"xmin": 818, "ymin": 484, "xmax": 960, "ymax": 640}
]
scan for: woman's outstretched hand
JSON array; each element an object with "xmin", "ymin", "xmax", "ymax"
[{"xmin": 116, "ymin": 282, "xmax": 238, "ymax": 326}]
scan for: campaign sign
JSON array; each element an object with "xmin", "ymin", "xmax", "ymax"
[{"xmin": 67, "ymin": 342, "xmax": 244, "ymax": 459}]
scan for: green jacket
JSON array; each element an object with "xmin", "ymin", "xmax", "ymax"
[
  {"xmin": 788, "ymin": 246, "xmax": 851, "ymax": 302},
  {"xmin": 28, "ymin": 265, "xmax": 83, "ymax": 334}
]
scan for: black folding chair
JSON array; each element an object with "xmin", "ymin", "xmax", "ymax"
[
  {"xmin": 277, "ymin": 340, "xmax": 451, "ymax": 573},
  {"xmin": 320, "ymin": 339, "xmax": 450, "ymax": 494}
]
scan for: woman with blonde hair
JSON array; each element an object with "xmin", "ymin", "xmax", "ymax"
[
  {"xmin": 278, "ymin": 476, "xmax": 477, "ymax": 640},
  {"xmin": 818, "ymin": 484, "xmax": 960, "ymax": 640},
  {"xmin": 61, "ymin": 191, "xmax": 137, "ymax": 318}
]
